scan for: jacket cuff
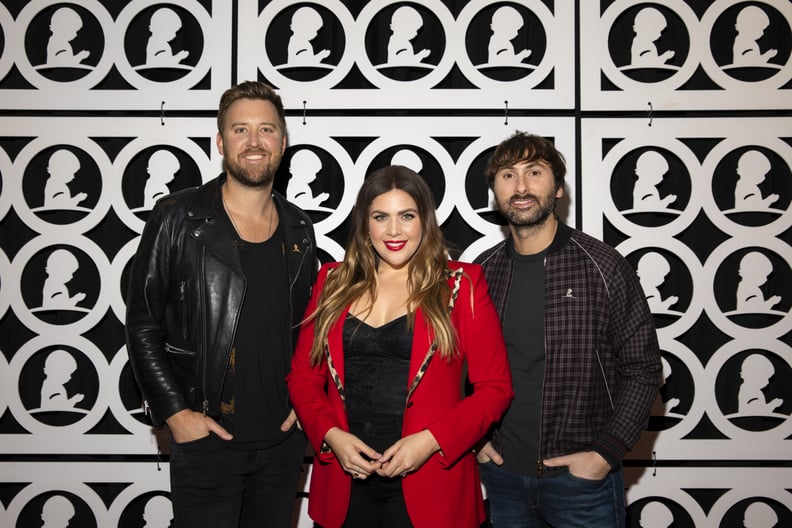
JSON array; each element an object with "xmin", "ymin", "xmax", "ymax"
[
  {"xmin": 591, "ymin": 433, "xmax": 628, "ymax": 469},
  {"xmin": 316, "ymin": 442, "xmax": 335, "ymax": 464},
  {"xmin": 147, "ymin": 398, "xmax": 188, "ymax": 428}
]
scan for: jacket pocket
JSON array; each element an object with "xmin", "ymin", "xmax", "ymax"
[
  {"xmin": 165, "ymin": 343, "xmax": 198, "ymax": 407},
  {"xmin": 165, "ymin": 343, "xmax": 196, "ymax": 356}
]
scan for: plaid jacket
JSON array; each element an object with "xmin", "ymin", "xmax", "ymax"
[{"xmin": 475, "ymin": 222, "xmax": 661, "ymax": 468}]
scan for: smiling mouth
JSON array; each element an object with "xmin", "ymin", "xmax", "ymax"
[
  {"xmin": 241, "ymin": 151, "xmax": 267, "ymax": 162},
  {"xmin": 510, "ymin": 195, "xmax": 537, "ymax": 208},
  {"xmin": 384, "ymin": 241, "xmax": 407, "ymax": 251}
]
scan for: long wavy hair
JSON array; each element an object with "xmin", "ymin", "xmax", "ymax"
[{"xmin": 307, "ymin": 165, "xmax": 455, "ymax": 365}]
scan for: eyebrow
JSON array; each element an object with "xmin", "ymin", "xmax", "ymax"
[
  {"xmin": 370, "ymin": 208, "xmax": 418, "ymax": 215},
  {"xmin": 228, "ymin": 121, "xmax": 279, "ymax": 129},
  {"xmin": 501, "ymin": 161, "xmax": 546, "ymax": 170}
]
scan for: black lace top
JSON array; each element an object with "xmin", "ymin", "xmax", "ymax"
[{"xmin": 343, "ymin": 314, "xmax": 413, "ymax": 454}]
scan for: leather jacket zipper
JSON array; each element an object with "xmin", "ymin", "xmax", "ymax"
[
  {"xmin": 179, "ymin": 281, "xmax": 187, "ymax": 340},
  {"xmin": 538, "ymin": 255, "xmax": 547, "ymax": 478},
  {"xmin": 165, "ymin": 343, "xmax": 195, "ymax": 355},
  {"xmin": 199, "ymin": 246, "xmax": 209, "ymax": 416}
]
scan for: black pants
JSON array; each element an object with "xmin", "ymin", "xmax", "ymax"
[
  {"xmin": 342, "ymin": 475, "xmax": 413, "ymax": 528},
  {"xmin": 169, "ymin": 429, "xmax": 306, "ymax": 528}
]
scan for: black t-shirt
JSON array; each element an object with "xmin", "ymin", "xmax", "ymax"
[
  {"xmin": 219, "ymin": 218, "xmax": 292, "ymax": 449},
  {"xmin": 499, "ymin": 241, "xmax": 546, "ymax": 476}
]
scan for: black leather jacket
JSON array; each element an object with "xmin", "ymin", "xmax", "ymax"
[{"xmin": 125, "ymin": 175, "xmax": 317, "ymax": 426}]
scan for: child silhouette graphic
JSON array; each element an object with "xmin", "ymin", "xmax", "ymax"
[
  {"xmin": 43, "ymin": 150, "xmax": 88, "ymax": 209},
  {"xmin": 286, "ymin": 150, "xmax": 329, "ymax": 209},
  {"xmin": 632, "ymin": 151, "xmax": 676, "ymax": 211},
  {"xmin": 145, "ymin": 7, "xmax": 189, "ymax": 67},
  {"xmin": 40, "ymin": 495, "xmax": 76, "ymax": 528},
  {"xmin": 639, "ymin": 501, "xmax": 674, "ymax": 528},
  {"xmin": 287, "ymin": 6, "xmax": 330, "ymax": 66},
  {"xmin": 736, "ymin": 251, "xmax": 781, "ymax": 312},
  {"xmin": 142, "ymin": 495, "xmax": 173, "ymax": 528},
  {"xmin": 630, "ymin": 7, "xmax": 675, "ymax": 67},
  {"xmin": 40, "ymin": 349, "xmax": 84, "ymax": 411},
  {"xmin": 732, "ymin": 6, "xmax": 777, "ymax": 66},
  {"xmin": 390, "ymin": 149, "xmax": 423, "ymax": 174},
  {"xmin": 734, "ymin": 150, "xmax": 779, "ymax": 211},
  {"xmin": 738, "ymin": 354, "xmax": 783, "ymax": 415},
  {"xmin": 144, "ymin": 150, "xmax": 180, "ymax": 209},
  {"xmin": 742, "ymin": 501, "xmax": 779, "ymax": 528},
  {"xmin": 386, "ymin": 6, "xmax": 430, "ymax": 66},
  {"xmin": 41, "ymin": 249, "xmax": 86, "ymax": 309},
  {"xmin": 487, "ymin": 6, "xmax": 530, "ymax": 66},
  {"xmin": 637, "ymin": 251, "xmax": 678, "ymax": 312},
  {"xmin": 45, "ymin": 7, "xmax": 90, "ymax": 67}
]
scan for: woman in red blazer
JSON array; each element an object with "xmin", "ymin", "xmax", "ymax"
[{"xmin": 287, "ymin": 166, "xmax": 513, "ymax": 528}]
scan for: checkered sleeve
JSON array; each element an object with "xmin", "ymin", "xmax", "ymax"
[{"xmin": 593, "ymin": 252, "xmax": 662, "ymax": 466}]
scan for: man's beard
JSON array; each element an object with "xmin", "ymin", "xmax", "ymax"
[
  {"xmin": 225, "ymin": 149, "xmax": 281, "ymax": 189},
  {"xmin": 496, "ymin": 192, "xmax": 556, "ymax": 227}
]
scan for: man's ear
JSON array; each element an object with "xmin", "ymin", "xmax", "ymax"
[{"xmin": 216, "ymin": 132, "xmax": 224, "ymax": 156}]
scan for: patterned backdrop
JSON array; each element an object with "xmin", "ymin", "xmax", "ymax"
[{"xmin": 0, "ymin": 1, "xmax": 790, "ymax": 526}]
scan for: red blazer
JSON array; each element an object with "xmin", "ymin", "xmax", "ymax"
[{"xmin": 287, "ymin": 261, "xmax": 513, "ymax": 528}]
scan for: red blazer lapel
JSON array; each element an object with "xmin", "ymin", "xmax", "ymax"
[
  {"xmin": 406, "ymin": 307, "xmax": 436, "ymax": 402},
  {"xmin": 326, "ymin": 305, "xmax": 351, "ymax": 400}
]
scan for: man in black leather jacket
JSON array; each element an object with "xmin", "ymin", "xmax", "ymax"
[{"xmin": 125, "ymin": 81, "xmax": 317, "ymax": 528}]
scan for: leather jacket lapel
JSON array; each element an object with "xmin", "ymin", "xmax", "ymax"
[{"xmin": 187, "ymin": 176, "xmax": 243, "ymax": 274}]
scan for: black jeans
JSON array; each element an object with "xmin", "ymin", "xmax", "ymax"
[
  {"xmin": 342, "ymin": 475, "xmax": 412, "ymax": 528},
  {"xmin": 169, "ymin": 429, "xmax": 306, "ymax": 528}
]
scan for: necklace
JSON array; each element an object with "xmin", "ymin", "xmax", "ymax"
[{"xmin": 221, "ymin": 187, "xmax": 276, "ymax": 242}]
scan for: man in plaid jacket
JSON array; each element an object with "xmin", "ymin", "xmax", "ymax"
[{"xmin": 475, "ymin": 131, "xmax": 661, "ymax": 528}]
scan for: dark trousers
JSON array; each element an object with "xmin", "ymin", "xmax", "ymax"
[
  {"xmin": 480, "ymin": 462, "xmax": 625, "ymax": 528},
  {"xmin": 169, "ymin": 429, "xmax": 306, "ymax": 528},
  {"xmin": 342, "ymin": 475, "xmax": 413, "ymax": 528}
]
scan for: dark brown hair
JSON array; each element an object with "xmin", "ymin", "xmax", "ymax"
[
  {"xmin": 217, "ymin": 81, "xmax": 286, "ymax": 133},
  {"xmin": 485, "ymin": 131, "xmax": 566, "ymax": 190}
]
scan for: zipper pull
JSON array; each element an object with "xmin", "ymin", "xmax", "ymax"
[
  {"xmin": 142, "ymin": 400, "xmax": 150, "ymax": 416},
  {"xmin": 179, "ymin": 281, "xmax": 185, "ymax": 301},
  {"xmin": 202, "ymin": 400, "xmax": 209, "ymax": 416}
]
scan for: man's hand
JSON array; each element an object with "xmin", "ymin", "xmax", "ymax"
[
  {"xmin": 323, "ymin": 427, "xmax": 381, "ymax": 479},
  {"xmin": 166, "ymin": 409, "xmax": 232, "ymax": 444},
  {"xmin": 543, "ymin": 451, "xmax": 612, "ymax": 480},
  {"xmin": 376, "ymin": 430, "xmax": 440, "ymax": 478},
  {"xmin": 280, "ymin": 409, "xmax": 301, "ymax": 432},
  {"xmin": 475, "ymin": 440, "xmax": 503, "ymax": 465}
]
